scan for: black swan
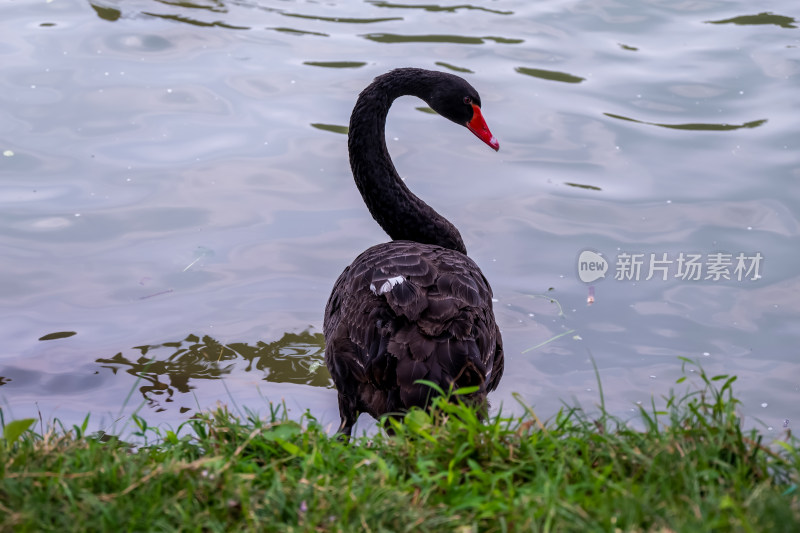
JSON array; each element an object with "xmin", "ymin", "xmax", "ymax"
[{"xmin": 323, "ymin": 68, "xmax": 504, "ymax": 436}]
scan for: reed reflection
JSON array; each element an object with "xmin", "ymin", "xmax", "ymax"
[{"xmin": 96, "ymin": 330, "xmax": 330, "ymax": 412}]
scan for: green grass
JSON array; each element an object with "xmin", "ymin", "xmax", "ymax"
[{"xmin": 2, "ymin": 360, "xmax": 798, "ymax": 532}]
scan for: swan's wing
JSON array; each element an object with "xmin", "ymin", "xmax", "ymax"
[{"xmin": 324, "ymin": 241, "xmax": 503, "ymax": 413}]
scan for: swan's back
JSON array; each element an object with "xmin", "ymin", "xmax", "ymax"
[{"xmin": 324, "ymin": 240, "xmax": 504, "ymax": 435}]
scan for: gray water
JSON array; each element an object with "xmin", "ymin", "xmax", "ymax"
[{"xmin": 1, "ymin": 0, "xmax": 798, "ymax": 437}]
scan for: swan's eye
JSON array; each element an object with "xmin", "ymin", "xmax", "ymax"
[{"xmin": 463, "ymin": 96, "xmax": 472, "ymax": 105}]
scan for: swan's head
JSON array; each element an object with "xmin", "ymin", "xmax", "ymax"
[{"xmin": 425, "ymin": 73, "xmax": 500, "ymax": 152}]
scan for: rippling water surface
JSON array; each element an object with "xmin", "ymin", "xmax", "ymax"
[{"xmin": 1, "ymin": 0, "xmax": 798, "ymax": 436}]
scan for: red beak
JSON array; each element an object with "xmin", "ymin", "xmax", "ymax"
[{"xmin": 466, "ymin": 104, "xmax": 500, "ymax": 151}]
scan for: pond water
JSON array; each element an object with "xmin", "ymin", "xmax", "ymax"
[{"xmin": 1, "ymin": 0, "xmax": 798, "ymax": 437}]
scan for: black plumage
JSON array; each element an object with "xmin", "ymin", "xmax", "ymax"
[{"xmin": 324, "ymin": 68, "xmax": 504, "ymax": 436}]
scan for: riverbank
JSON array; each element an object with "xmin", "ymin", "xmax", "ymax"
[{"xmin": 2, "ymin": 361, "xmax": 798, "ymax": 532}]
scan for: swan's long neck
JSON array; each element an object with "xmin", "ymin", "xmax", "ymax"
[{"xmin": 348, "ymin": 69, "xmax": 467, "ymax": 255}]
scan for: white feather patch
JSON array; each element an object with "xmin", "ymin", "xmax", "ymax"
[{"xmin": 369, "ymin": 275, "xmax": 405, "ymax": 296}]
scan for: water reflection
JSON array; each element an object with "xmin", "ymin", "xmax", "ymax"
[
  {"xmin": 87, "ymin": 0, "xmax": 271, "ymax": 27},
  {"xmin": 284, "ymin": 13, "xmax": 402, "ymax": 24},
  {"xmin": 271, "ymin": 27, "xmax": 329, "ymax": 37},
  {"xmin": 516, "ymin": 66, "xmax": 585, "ymax": 84},
  {"xmin": 83, "ymin": 0, "xmax": 521, "ymax": 45},
  {"xmin": 363, "ymin": 33, "xmax": 523, "ymax": 45},
  {"xmin": 153, "ymin": 0, "xmax": 227, "ymax": 11},
  {"xmin": 434, "ymin": 62, "xmax": 473, "ymax": 73},
  {"xmin": 304, "ymin": 61, "xmax": 367, "ymax": 69},
  {"xmin": 706, "ymin": 12, "xmax": 797, "ymax": 29},
  {"xmin": 367, "ymin": 1, "xmax": 513, "ymax": 16},
  {"xmin": 144, "ymin": 12, "xmax": 249, "ymax": 30},
  {"xmin": 89, "ymin": 2, "xmax": 121, "ymax": 22},
  {"xmin": 604, "ymin": 113, "xmax": 768, "ymax": 132},
  {"xmin": 310, "ymin": 123, "xmax": 348, "ymax": 134},
  {"xmin": 95, "ymin": 331, "xmax": 329, "ymax": 412},
  {"xmin": 39, "ymin": 331, "xmax": 78, "ymax": 341},
  {"xmin": 564, "ymin": 182, "xmax": 602, "ymax": 191}
]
